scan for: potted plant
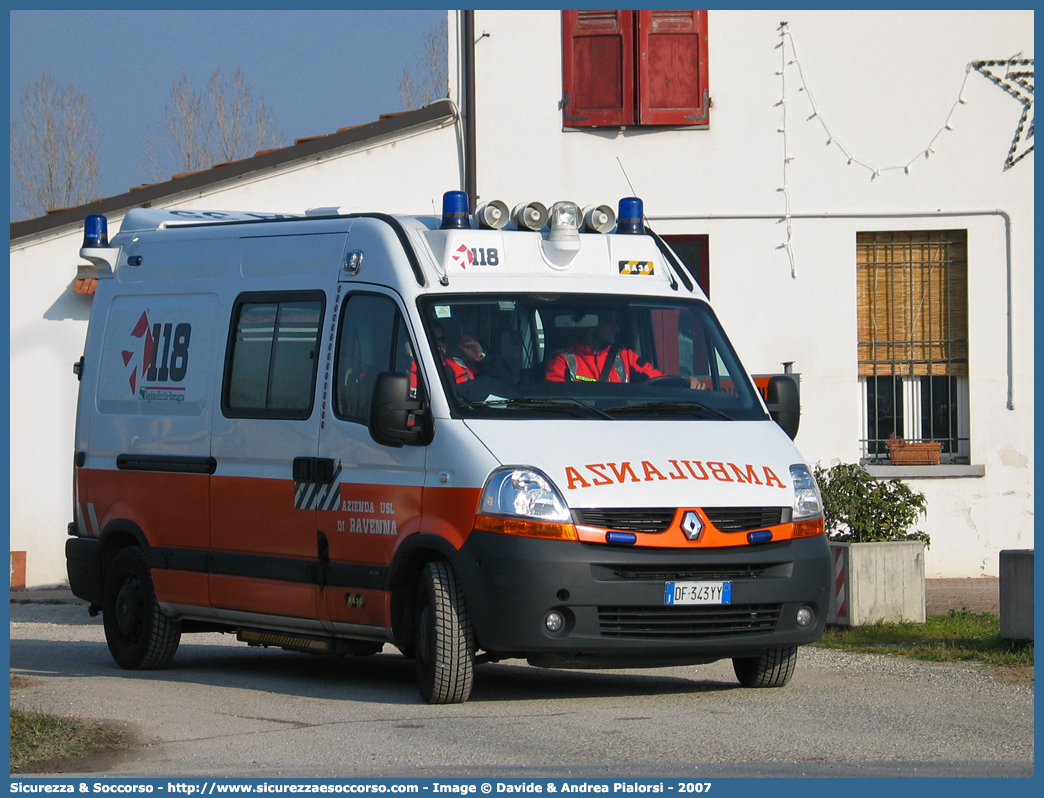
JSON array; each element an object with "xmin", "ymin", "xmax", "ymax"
[
  {"xmin": 885, "ymin": 434, "xmax": 943, "ymax": 465},
  {"xmin": 813, "ymin": 463, "xmax": 929, "ymax": 626}
]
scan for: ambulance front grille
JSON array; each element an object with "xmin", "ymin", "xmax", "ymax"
[
  {"xmin": 610, "ymin": 564, "xmax": 773, "ymax": 581},
  {"xmin": 575, "ymin": 507, "xmax": 787, "ymax": 535},
  {"xmin": 597, "ymin": 604, "xmax": 781, "ymax": 639},
  {"xmin": 573, "ymin": 508, "xmax": 675, "ymax": 534},
  {"xmin": 703, "ymin": 507, "xmax": 786, "ymax": 533}
]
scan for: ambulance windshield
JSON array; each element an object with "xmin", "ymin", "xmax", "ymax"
[{"xmin": 418, "ymin": 294, "xmax": 767, "ymax": 421}]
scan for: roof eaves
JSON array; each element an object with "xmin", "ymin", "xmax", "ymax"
[{"xmin": 10, "ymin": 99, "xmax": 456, "ymax": 244}]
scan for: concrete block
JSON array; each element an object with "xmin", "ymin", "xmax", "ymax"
[
  {"xmin": 10, "ymin": 551, "xmax": 26, "ymax": 591},
  {"xmin": 1000, "ymin": 549, "xmax": 1034, "ymax": 640},
  {"xmin": 828, "ymin": 541, "xmax": 926, "ymax": 626}
]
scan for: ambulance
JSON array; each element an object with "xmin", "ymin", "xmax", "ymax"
[{"xmin": 66, "ymin": 191, "xmax": 831, "ymax": 704}]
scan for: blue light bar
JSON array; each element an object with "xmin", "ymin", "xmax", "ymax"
[
  {"xmin": 747, "ymin": 530, "xmax": 774, "ymax": 545},
  {"xmin": 605, "ymin": 531, "xmax": 637, "ymax": 545},
  {"xmin": 441, "ymin": 191, "xmax": 471, "ymax": 229},
  {"xmin": 83, "ymin": 214, "xmax": 108, "ymax": 248},
  {"xmin": 617, "ymin": 197, "xmax": 644, "ymax": 234}
]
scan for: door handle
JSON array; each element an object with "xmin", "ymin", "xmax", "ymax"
[{"xmin": 293, "ymin": 457, "xmax": 337, "ymax": 484}]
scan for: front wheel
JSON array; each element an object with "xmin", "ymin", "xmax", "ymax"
[
  {"xmin": 732, "ymin": 645, "xmax": 798, "ymax": 688},
  {"xmin": 414, "ymin": 561, "xmax": 475, "ymax": 704},
  {"xmin": 102, "ymin": 547, "xmax": 181, "ymax": 669}
]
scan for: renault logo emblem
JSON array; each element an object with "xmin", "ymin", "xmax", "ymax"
[{"xmin": 681, "ymin": 510, "xmax": 703, "ymax": 541}]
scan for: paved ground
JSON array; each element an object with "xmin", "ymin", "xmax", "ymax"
[
  {"xmin": 9, "ymin": 597, "xmax": 1034, "ymax": 778},
  {"xmin": 924, "ymin": 577, "xmax": 1000, "ymax": 615}
]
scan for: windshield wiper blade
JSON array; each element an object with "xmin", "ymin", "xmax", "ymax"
[
  {"xmin": 602, "ymin": 400, "xmax": 732, "ymax": 420},
  {"xmin": 460, "ymin": 396, "xmax": 615, "ymax": 419}
]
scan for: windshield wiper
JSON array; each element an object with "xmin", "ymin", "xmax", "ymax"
[
  {"xmin": 460, "ymin": 396, "xmax": 615, "ymax": 419},
  {"xmin": 602, "ymin": 400, "xmax": 733, "ymax": 420}
]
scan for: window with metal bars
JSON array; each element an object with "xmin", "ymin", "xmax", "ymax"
[{"xmin": 856, "ymin": 231, "xmax": 970, "ymax": 464}]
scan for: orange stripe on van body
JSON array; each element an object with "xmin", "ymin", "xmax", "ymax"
[
  {"xmin": 418, "ymin": 486, "xmax": 483, "ymax": 550},
  {"xmin": 210, "ymin": 574, "xmax": 320, "ymax": 619},
  {"xmin": 325, "ymin": 588, "xmax": 391, "ymax": 629},
  {"xmin": 211, "ymin": 475, "xmax": 315, "ymax": 560},
  {"xmin": 152, "ymin": 569, "xmax": 209, "ymax": 608},
  {"xmin": 82, "ymin": 467, "xmax": 210, "ymax": 550}
]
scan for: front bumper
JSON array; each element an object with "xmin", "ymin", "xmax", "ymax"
[{"xmin": 452, "ymin": 530, "xmax": 831, "ymax": 667}]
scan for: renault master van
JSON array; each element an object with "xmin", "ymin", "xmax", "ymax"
[{"xmin": 67, "ymin": 192, "xmax": 831, "ymax": 704}]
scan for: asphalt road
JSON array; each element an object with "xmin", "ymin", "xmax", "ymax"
[{"xmin": 9, "ymin": 598, "xmax": 1034, "ymax": 779}]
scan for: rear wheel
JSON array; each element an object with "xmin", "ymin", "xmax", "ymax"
[
  {"xmin": 414, "ymin": 561, "xmax": 475, "ymax": 704},
  {"xmin": 732, "ymin": 645, "xmax": 798, "ymax": 688},
  {"xmin": 102, "ymin": 547, "xmax": 181, "ymax": 669}
]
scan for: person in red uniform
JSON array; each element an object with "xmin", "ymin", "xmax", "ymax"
[
  {"xmin": 413, "ymin": 322, "xmax": 513, "ymax": 390},
  {"xmin": 434, "ymin": 324, "xmax": 482, "ymax": 383},
  {"xmin": 544, "ymin": 310, "xmax": 705, "ymax": 388}
]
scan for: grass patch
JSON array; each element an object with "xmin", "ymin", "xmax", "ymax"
[
  {"xmin": 815, "ymin": 609, "xmax": 1034, "ymax": 668},
  {"xmin": 10, "ymin": 709, "xmax": 130, "ymax": 773}
]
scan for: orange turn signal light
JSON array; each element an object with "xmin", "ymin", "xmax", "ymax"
[
  {"xmin": 792, "ymin": 518, "xmax": 825, "ymax": 538},
  {"xmin": 474, "ymin": 514, "xmax": 579, "ymax": 541}
]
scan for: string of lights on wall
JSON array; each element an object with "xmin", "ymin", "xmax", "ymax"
[{"xmin": 775, "ymin": 20, "xmax": 1033, "ymax": 277}]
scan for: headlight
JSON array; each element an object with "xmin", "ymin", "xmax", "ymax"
[
  {"xmin": 789, "ymin": 464, "xmax": 823, "ymax": 521},
  {"xmin": 475, "ymin": 467, "xmax": 577, "ymax": 540},
  {"xmin": 480, "ymin": 467, "xmax": 570, "ymax": 521}
]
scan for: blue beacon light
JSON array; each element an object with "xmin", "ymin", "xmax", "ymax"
[
  {"xmin": 616, "ymin": 197, "xmax": 644, "ymax": 234},
  {"xmin": 440, "ymin": 191, "xmax": 471, "ymax": 229},
  {"xmin": 83, "ymin": 214, "xmax": 108, "ymax": 248}
]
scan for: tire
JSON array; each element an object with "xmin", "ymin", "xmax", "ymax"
[
  {"xmin": 414, "ymin": 561, "xmax": 475, "ymax": 704},
  {"xmin": 732, "ymin": 645, "xmax": 798, "ymax": 688},
  {"xmin": 102, "ymin": 547, "xmax": 181, "ymax": 670}
]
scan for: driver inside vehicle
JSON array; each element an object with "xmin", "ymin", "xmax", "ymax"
[{"xmin": 544, "ymin": 310, "xmax": 707, "ymax": 388}]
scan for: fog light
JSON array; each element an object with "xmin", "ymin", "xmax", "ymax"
[
  {"xmin": 796, "ymin": 606, "xmax": 814, "ymax": 627},
  {"xmin": 544, "ymin": 610, "xmax": 565, "ymax": 633}
]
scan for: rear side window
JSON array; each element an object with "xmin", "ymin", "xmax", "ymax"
[{"xmin": 223, "ymin": 291, "xmax": 325, "ymax": 419}]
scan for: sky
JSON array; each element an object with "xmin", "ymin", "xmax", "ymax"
[{"xmin": 9, "ymin": 8, "xmax": 447, "ymax": 218}]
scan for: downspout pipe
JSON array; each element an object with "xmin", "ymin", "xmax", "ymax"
[{"xmin": 463, "ymin": 11, "xmax": 477, "ymax": 213}]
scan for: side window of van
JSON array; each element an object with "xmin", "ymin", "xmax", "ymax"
[
  {"xmin": 223, "ymin": 292, "xmax": 325, "ymax": 419},
  {"xmin": 335, "ymin": 294, "xmax": 414, "ymax": 423}
]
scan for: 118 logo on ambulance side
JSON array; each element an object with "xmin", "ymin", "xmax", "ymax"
[{"xmin": 124, "ymin": 310, "xmax": 192, "ymax": 398}]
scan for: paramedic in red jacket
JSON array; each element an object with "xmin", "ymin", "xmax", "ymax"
[{"xmin": 544, "ymin": 310, "xmax": 705, "ymax": 388}]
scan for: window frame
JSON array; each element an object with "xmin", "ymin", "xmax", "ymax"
[
  {"xmin": 221, "ymin": 290, "xmax": 326, "ymax": 421},
  {"xmin": 856, "ymin": 230, "xmax": 970, "ymax": 464},
  {"xmin": 332, "ymin": 291, "xmax": 417, "ymax": 426},
  {"xmin": 562, "ymin": 10, "xmax": 709, "ymax": 129}
]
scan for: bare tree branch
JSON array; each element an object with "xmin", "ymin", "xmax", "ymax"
[
  {"xmin": 10, "ymin": 72, "xmax": 100, "ymax": 220},
  {"xmin": 147, "ymin": 68, "xmax": 284, "ymax": 179},
  {"xmin": 398, "ymin": 18, "xmax": 448, "ymax": 111}
]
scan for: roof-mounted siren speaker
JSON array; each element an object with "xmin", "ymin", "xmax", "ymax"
[
  {"xmin": 474, "ymin": 200, "xmax": 510, "ymax": 229},
  {"xmin": 511, "ymin": 201, "xmax": 549, "ymax": 231},
  {"xmin": 440, "ymin": 190, "xmax": 471, "ymax": 229},
  {"xmin": 581, "ymin": 204, "xmax": 617, "ymax": 233}
]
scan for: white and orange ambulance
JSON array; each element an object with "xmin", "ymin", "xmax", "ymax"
[{"xmin": 67, "ymin": 192, "xmax": 830, "ymax": 704}]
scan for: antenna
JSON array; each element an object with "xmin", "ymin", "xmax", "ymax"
[
  {"xmin": 616, "ymin": 158, "xmax": 688, "ymax": 292},
  {"xmin": 616, "ymin": 157, "xmax": 639, "ymax": 197}
]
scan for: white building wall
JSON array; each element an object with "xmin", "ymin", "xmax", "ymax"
[
  {"xmin": 9, "ymin": 123, "xmax": 460, "ymax": 587},
  {"xmin": 451, "ymin": 9, "xmax": 1034, "ymax": 577}
]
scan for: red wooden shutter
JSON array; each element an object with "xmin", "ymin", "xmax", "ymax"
[
  {"xmin": 561, "ymin": 10, "xmax": 635, "ymax": 127},
  {"xmin": 637, "ymin": 10, "xmax": 709, "ymax": 126}
]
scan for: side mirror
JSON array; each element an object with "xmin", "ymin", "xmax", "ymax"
[
  {"xmin": 368, "ymin": 372, "xmax": 429, "ymax": 447},
  {"xmin": 766, "ymin": 375, "xmax": 800, "ymax": 440}
]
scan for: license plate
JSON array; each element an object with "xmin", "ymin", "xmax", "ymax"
[{"xmin": 664, "ymin": 581, "xmax": 732, "ymax": 606}]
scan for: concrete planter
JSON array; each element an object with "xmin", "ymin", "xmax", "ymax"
[
  {"xmin": 1000, "ymin": 549, "xmax": 1034, "ymax": 641},
  {"xmin": 827, "ymin": 540, "xmax": 926, "ymax": 626}
]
